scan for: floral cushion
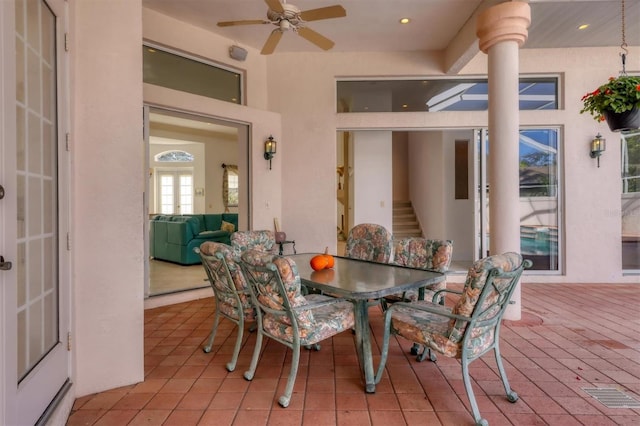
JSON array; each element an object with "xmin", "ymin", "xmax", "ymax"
[
  {"xmin": 199, "ymin": 241, "xmax": 255, "ymax": 321},
  {"xmin": 390, "ymin": 302, "xmax": 457, "ymax": 356},
  {"xmin": 345, "ymin": 223, "xmax": 392, "ymax": 263},
  {"xmin": 389, "ymin": 252, "xmax": 523, "ymax": 359},
  {"xmin": 231, "ymin": 230, "xmax": 275, "ymax": 253},
  {"xmin": 448, "ymin": 252, "xmax": 523, "ymax": 344},
  {"xmin": 241, "ymin": 250, "xmax": 354, "ymax": 345},
  {"xmin": 390, "ymin": 238, "xmax": 453, "ymax": 303}
]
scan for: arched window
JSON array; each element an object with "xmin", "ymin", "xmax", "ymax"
[{"xmin": 155, "ymin": 150, "xmax": 194, "ymax": 162}]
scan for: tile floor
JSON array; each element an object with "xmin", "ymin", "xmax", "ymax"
[{"xmin": 68, "ymin": 283, "xmax": 640, "ymax": 426}]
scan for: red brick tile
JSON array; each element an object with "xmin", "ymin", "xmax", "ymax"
[
  {"xmin": 302, "ymin": 410, "xmax": 337, "ymax": 425},
  {"xmin": 176, "ymin": 391, "xmax": 213, "ymax": 410},
  {"xmin": 93, "ymin": 409, "xmax": 138, "ymax": 426},
  {"xmin": 266, "ymin": 408, "xmax": 304, "ymax": 425},
  {"xmin": 111, "ymin": 393, "xmax": 154, "ymax": 410},
  {"xmin": 127, "ymin": 409, "xmax": 171, "ymax": 426},
  {"xmin": 198, "ymin": 409, "xmax": 236, "ymax": 426},
  {"xmin": 304, "ymin": 392, "xmax": 336, "ymax": 410},
  {"xmin": 145, "ymin": 393, "xmax": 183, "ymax": 410}
]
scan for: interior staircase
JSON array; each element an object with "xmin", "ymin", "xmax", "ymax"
[{"xmin": 393, "ymin": 200, "xmax": 422, "ymax": 238}]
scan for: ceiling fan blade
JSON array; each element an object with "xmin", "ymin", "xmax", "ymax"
[
  {"xmin": 217, "ymin": 19, "xmax": 269, "ymax": 27},
  {"xmin": 264, "ymin": 0, "xmax": 284, "ymax": 14},
  {"xmin": 261, "ymin": 29, "xmax": 283, "ymax": 55},
  {"xmin": 299, "ymin": 5, "xmax": 346, "ymax": 22},
  {"xmin": 297, "ymin": 26, "xmax": 335, "ymax": 51}
]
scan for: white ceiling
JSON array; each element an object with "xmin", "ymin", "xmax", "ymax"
[
  {"xmin": 142, "ymin": 0, "xmax": 640, "ymax": 54},
  {"xmin": 143, "ymin": 0, "xmax": 639, "ymax": 136}
]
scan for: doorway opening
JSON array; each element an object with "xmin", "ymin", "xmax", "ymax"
[
  {"xmin": 144, "ymin": 106, "xmax": 249, "ymax": 297},
  {"xmin": 338, "ymin": 128, "xmax": 562, "ymax": 273}
]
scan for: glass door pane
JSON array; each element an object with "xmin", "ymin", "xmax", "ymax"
[
  {"xmin": 477, "ymin": 128, "xmax": 561, "ymax": 271},
  {"xmin": 16, "ymin": 0, "xmax": 59, "ymax": 382}
]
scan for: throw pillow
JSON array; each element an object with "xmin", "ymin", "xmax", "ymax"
[{"xmin": 221, "ymin": 220, "xmax": 235, "ymax": 233}]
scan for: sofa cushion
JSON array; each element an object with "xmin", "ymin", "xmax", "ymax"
[
  {"xmin": 204, "ymin": 215, "xmax": 223, "ymax": 231},
  {"xmin": 221, "ymin": 220, "xmax": 235, "ymax": 233},
  {"xmin": 195, "ymin": 230, "xmax": 228, "ymax": 240},
  {"xmin": 187, "ymin": 214, "xmax": 207, "ymax": 233}
]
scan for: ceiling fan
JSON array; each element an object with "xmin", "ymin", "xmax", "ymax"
[{"xmin": 217, "ymin": 0, "xmax": 347, "ymax": 55}]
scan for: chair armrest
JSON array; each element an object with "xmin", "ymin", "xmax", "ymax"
[
  {"xmin": 431, "ymin": 288, "xmax": 462, "ymax": 303},
  {"xmin": 292, "ymin": 297, "xmax": 352, "ymax": 313},
  {"xmin": 387, "ymin": 301, "xmax": 471, "ymax": 323}
]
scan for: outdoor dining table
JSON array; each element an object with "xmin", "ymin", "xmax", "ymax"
[{"xmin": 289, "ymin": 253, "xmax": 445, "ymax": 393}]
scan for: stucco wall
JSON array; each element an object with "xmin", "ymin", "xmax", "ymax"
[{"xmin": 72, "ymin": 0, "xmax": 145, "ymax": 395}]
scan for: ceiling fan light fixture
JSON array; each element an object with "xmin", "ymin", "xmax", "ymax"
[{"xmin": 280, "ymin": 19, "xmax": 291, "ymax": 30}]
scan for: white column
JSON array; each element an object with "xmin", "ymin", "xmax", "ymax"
[{"xmin": 477, "ymin": 2, "xmax": 530, "ymax": 320}]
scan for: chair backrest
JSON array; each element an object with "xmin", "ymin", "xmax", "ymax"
[
  {"xmin": 240, "ymin": 250, "xmax": 315, "ymax": 334},
  {"xmin": 345, "ymin": 223, "xmax": 392, "ymax": 263},
  {"xmin": 392, "ymin": 237, "xmax": 453, "ymax": 272},
  {"xmin": 448, "ymin": 252, "xmax": 529, "ymax": 346},
  {"xmin": 198, "ymin": 241, "xmax": 253, "ymax": 318},
  {"xmin": 231, "ymin": 230, "xmax": 276, "ymax": 253}
]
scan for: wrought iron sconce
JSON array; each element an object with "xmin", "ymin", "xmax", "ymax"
[
  {"xmin": 264, "ymin": 135, "xmax": 277, "ymax": 170},
  {"xmin": 590, "ymin": 133, "xmax": 606, "ymax": 167}
]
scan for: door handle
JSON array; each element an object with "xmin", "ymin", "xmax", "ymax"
[{"xmin": 0, "ymin": 256, "xmax": 12, "ymax": 271}]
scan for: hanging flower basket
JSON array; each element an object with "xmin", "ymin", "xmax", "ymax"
[
  {"xmin": 603, "ymin": 107, "xmax": 640, "ymax": 132},
  {"xmin": 580, "ymin": 75, "xmax": 640, "ymax": 132}
]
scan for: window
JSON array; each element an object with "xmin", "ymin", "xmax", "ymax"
[
  {"xmin": 155, "ymin": 150, "xmax": 194, "ymax": 162},
  {"xmin": 621, "ymin": 130, "xmax": 640, "ymax": 271},
  {"xmin": 336, "ymin": 77, "xmax": 558, "ymax": 113},
  {"xmin": 223, "ymin": 164, "xmax": 239, "ymax": 211},
  {"xmin": 157, "ymin": 170, "xmax": 193, "ymax": 214},
  {"xmin": 519, "ymin": 129, "xmax": 558, "ymax": 197},
  {"xmin": 518, "ymin": 128, "xmax": 560, "ymax": 271},
  {"xmin": 143, "ymin": 43, "xmax": 243, "ymax": 105}
]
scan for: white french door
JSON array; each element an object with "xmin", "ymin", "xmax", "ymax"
[
  {"xmin": 156, "ymin": 170, "xmax": 194, "ymax": 214},
  {"xmin": 1, "ymin": 0, "xmax": 70, "ymax": 424}
]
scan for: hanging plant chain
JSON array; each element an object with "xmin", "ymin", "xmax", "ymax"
[{"xmin": 620, "ymin": 0, "xmax": 628, "ymax": 75}]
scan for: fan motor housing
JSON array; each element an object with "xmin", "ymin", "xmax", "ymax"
[{"xmin": 267, "ymin": 3, "xmax": 301, "ymax": 25}]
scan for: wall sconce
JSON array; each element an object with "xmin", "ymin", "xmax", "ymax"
[
  {"xmin": 590, "ymin": 133, "xmax": 606, "ymax": 167},
  {"xmin": 264, "ymin": 135, "xmax": 277, "ymax": 170}
]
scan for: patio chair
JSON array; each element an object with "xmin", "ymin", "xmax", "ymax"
[
  {"xmin": 240, "ymin": 249, "xmax": 355, "ymax": 408},
  {"xmin": 196, "ymin": 241, "xmax": 255, "ymax": 372},
  {"xmin": 344, "ymin": 223, "xmax": 392, "ymax": 263},
  {"xmin": 375, "ymin": 252, "xmax": 531, "ymax": 426},
  {"xmin": 382, "ymin": 237, "xmax": 454, "ymax": 356},
  {"xmin": 230, "ymin": 229, "xmax": 276, "ymax": 254},
  {"xmin": 384, "ymin": 237, "xmax": 453, "ymax": 307}
]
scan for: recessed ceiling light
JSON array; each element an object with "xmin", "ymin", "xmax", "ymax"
[
  {"xmin": 399, "ymin": 18, "xmax": 410, "ymax": 24},
  {"xmin": 578, "ymin": 24, "xmax": 589, "ymax": 30},
  {"xmin": 402, "ymin": 104, "xmax": 408, "ymax": 108}
]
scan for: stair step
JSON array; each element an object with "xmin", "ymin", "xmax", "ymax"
[
  {"xmin": 393, "ymin": 230, "xmax": 423, "ymax": 237},
  {"xmin": 393, "ymin": 200, "xmax": 421, "ymax": 238},
  {"xmin": 394, "ymin": 222, "xmax": 419, "ymax": 229},
  {"xmin": 394, "ymin": 213, "xmax": 416, "ymax": 219}
]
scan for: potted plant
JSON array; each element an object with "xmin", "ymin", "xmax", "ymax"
[{"xmin": 580, "ymin": 75, "xmax": 640, "ymax": 132}]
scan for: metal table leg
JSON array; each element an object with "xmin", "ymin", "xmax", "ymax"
[{"xmin": 353, "ymin": 299, "xmax": 376, "ymax": 393}]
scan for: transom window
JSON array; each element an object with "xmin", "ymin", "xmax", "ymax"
[
  {"xmin": 337, "ymin": 77, "xmax": 558, "ymax": 113},
  {"xmin": 155, "ymin": 150, "xmax": 194, "ymax": 162},
  {"xmin": 143, "ymin": 43, "xmax": 243, "ymax": 105}
]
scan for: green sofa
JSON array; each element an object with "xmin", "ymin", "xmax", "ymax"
[{"xmin": 150, "ymin": 213, "xmax": 238, "ymax": 265}]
